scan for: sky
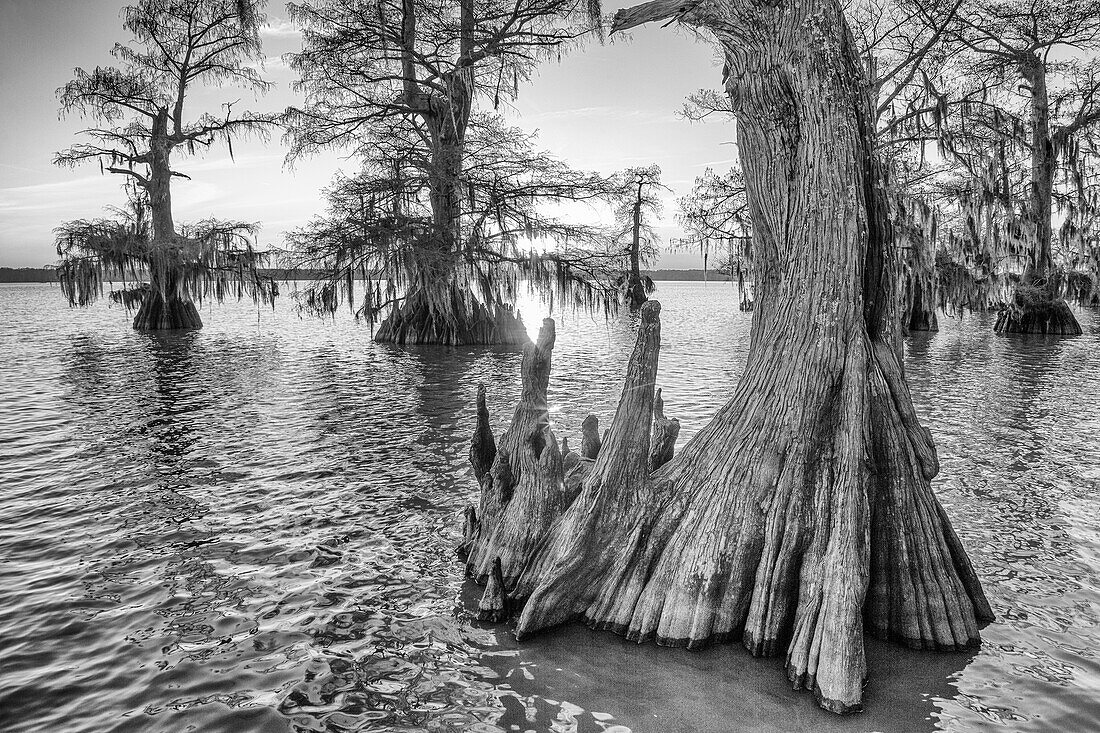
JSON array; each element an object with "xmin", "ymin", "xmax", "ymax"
[{"xmin": 0, "ymin": 0, "xmax": 737, "ymax": 269}]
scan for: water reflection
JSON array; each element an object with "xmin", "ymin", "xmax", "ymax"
[
  {"xmin": 905, "ymin": 314, "xmax": 1100, "ymax": 731},
  {"xmin": 1, "ymin": 285, "xmax": 1097, "ymax": 733}
]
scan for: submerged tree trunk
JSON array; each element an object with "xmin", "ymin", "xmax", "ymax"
[
  {"xmin": 996, "ymin": 57, "xmax": 1081, "ymax": 336},
  {"xmin": 994, "ymin": 296, "xmax": 1081, "ymax": 335},
  {"xmin": 129, "ymin": 108, "xmax": 203, "ymax": 331},
  {"xmin": 465, "ymin": 0, "xmax": 992, "ymax": 714},
  {"xmin": 374, "ymin": 286, "xmax": 528, "ymax": 345},
  {"xmin": 132, "ymin": 284, "xmax": 203, "ymax": 330},
  {"xmin": 906, "ymin": 276, "xmax": 939, "ymax": 332}
]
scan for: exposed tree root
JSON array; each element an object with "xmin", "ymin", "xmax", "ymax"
[{"xmin": 462, "ymin": 302, "xmax": 991, "ymax": 714}]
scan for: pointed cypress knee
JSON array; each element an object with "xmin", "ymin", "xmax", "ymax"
[
  {"xmin": 470, "ymin": 383, "xmax": 497, "ymax": 485},
  {"xmin": 580, "ymin": 415, "xmax": 601, "ymax": 459},
  {"xmin": 649, "ymin": 388, "xmax": 681, "ymax": 472},
  {"xmin": 511, "ymin": 300, "xmax": 663, "ymax": 633},
  {"xmin": 467, "ymin": 319, "xmax": 566, "ymax": 582},
  {"xmin": 456, "ymin": 505, "xmax": 479, "ymax": 560},
  {"xmin": 560, "ymin": 436, "xmax": 571, "ymax": 460},
  {"xmin": 478, "ymin": 557, "xmax": 510, "ymax": 623}
]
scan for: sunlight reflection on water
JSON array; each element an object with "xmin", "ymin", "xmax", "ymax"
[{"xmin": 0, "ymin": 282, "xmax": 1097, "ymax": 733}]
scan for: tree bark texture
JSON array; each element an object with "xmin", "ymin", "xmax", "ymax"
[
  {"xmin": 580, "ymin": 414, "xmax": 602, "ymax": 459},
  {"xmin": 470, "ymin": 383, "xmax": 497, "ymax": 484},
  {"xmin": 648, "ymin": 388, "xmax": 680, "ymax": 471},
  {"xmin": 465, "ymin": 0, "xmax": 993, "ymax": 714}
]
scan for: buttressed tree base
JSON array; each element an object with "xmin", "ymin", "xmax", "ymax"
[{"xmin": 460, "ymin": 0, "xmax": 993, "ymax": 714}]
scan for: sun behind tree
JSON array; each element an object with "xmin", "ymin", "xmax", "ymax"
[
  {"xmin": 54, "ymin": 0, "xmax": 279, "ymax": 330},
  {"xmin": 285, "ymin": 0, "xmax": 613, "ymax": 344}
]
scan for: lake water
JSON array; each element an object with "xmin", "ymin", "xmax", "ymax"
[{"xmin": 1, "ymin": 281, "xmax": 1098, "ymax": 733}]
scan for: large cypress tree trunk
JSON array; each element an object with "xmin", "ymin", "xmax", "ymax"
[
  {"xmin": 379, "ymin": 52, "xmax": 529, "ymax": 345},
  {"xmin": 467, "ymin": 0, "xmax": 992, "ymax": 714},
  {"xmin": 996, "ymin": 57, "xmax": 1081, "ymax": 335},
  {"xmin": 134, "ymin": 108, "xmax": 202, "ymax": 331},
  {"xmin": 133, "ymin": 278, "xmax": 203, "ymax": 330},
  {"xmin": 373, "ymin": 283, "xmax": 528, "ymax": 345}
]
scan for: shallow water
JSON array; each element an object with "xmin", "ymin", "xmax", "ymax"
[{"xmin": 0, "ymin": 282, "xmax": 1097, "ymax": 733}]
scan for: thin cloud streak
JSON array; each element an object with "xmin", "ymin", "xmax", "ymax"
[{"xmin": 260, "ymin": 18, "xmax": 300, "ymax": 39}]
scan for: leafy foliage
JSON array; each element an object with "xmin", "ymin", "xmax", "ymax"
[
  {"xmin": 677, "ymin": 166, "xmax": 752, "ymax": 307},
  {"xmin": 879, "ymin": 0, "xmax": 1100, "ymax": 314},
  {"xmin": 55, "ymin": 185, "xmax": 277, "ymax": 309},
  {"xmin": 287, "ymin": 115, "xmax": 622, "ymax": 325}
]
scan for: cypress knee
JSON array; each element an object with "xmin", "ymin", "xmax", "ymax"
[{"xmin": 648, "ymin": 388, "xmax": 680, "ymax": 471}]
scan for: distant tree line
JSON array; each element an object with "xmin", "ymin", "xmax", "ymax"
[{"xmin": 0, "ymin": 267, "xmax": 57, "ymax": 283}]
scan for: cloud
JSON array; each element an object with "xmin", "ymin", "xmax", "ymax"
[
  {"xmin": 526, "ymin": 107, "xmax": 678, "ymax": 125},
  {"xmin": 0, "ymin": 175, "xmax": 120, "ymax": 214},
  {"xmin": 178, "ymin": 152, "xmax": 285, "ymax": 173},
  {"xmin": 691, "ymin": 158, "xmax": 740, "ymax": 168},
  {"xmin": 260, "ymin": 18, "xmax": 300, "ymax": 39},
  {"xmin": 244, "ymin": 54, "xmax": 291, "ymax": 73}
]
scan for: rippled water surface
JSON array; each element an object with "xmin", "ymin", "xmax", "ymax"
[{"xmin": 1, "ymin": 282, "xmax": 1098, "ymax": 733}]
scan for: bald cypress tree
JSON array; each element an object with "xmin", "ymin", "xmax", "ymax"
[
  {"xmin": 285, "ymin": 0, "xmax": 613, "ymax": 344},
  {"xmin": 466, "ymin": 0, "xmax": 992, "ymax": 713},
  {"xmin": 54, "ymin": 0, "xmax": 278, "ymax": 330}
]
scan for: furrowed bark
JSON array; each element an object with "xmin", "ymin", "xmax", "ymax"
[
  {"xmin": 511, "ymin": 301, "xmax": 662, "ymax": 631},
  {"xmin": 456, "ymin": 505, "xmax": 478, "ymax": 560},
  {"xmin": 479, "ymin": 557, "xmax": 510, "ymax": 622},
  {"xmin": 470, "ymin": 383, "xmax": 497, "ymax": 484},
  {"xmin": 648, "ymin": 388, "xmax": 680, "ymax": 471},
  {"xmin": 460, "ymin": 0, "xmax": 992, "ymax": 715}
]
